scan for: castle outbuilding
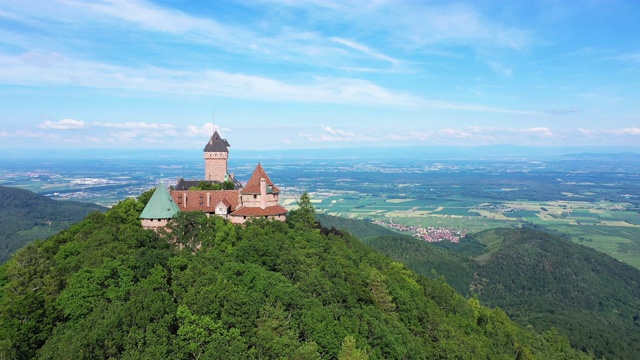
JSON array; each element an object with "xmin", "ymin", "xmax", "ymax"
[
  {"xmin": 139, "ymin": 184, "xmax": 180, "ymax": 230},
  {"xmin": 140, "ymin": 131, "xmax": 286, "ymax": 229}
]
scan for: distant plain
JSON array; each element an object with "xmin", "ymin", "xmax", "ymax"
[{"xmin": 1, "ymin": 147, "xmax": 638, "ymax": 267}]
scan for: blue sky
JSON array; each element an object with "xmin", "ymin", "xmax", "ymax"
[{"xmin": 1, "ymin": 0, "xmax": 639, "ymax": 150}]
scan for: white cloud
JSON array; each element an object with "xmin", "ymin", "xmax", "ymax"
[
  {"xmin": 299, "ymin": 125, "xmax": 377, "ymax": 142},
  {"xmin": 521, "ymin": 127, "xmax": 555, "ymax": 137},
  {"xmin": 248, "ymin": 0, "xmax": 532, "ymax": 50},
  {"xmin": 0, "ymin": 52, "xmax": 536, "ymax": 114},
  {"xmin": 378, "ymin": 126, "xmax": 559, "ymax": 144},
  {"xmin": 331, "ymin": 37, "xmax": 401, "ymax": 66},
  {"xmin": 185, "ymin": 124, "xmax": 232, "ymax": 137},
  {"xmin": 605, "ymin": 128, "xmax": 640, "ymax": 135},
  {"xmin": 94, "ymin": 121, "xmax": 174, "ymax": 130},
  {"xmin": 2, "ymin": 0, "xmax": 531, "ymax": 76},
  {"xmin": 38, "ymin": 119, "xmax": 87, "ymax": 130},
  {"xmin": 579, "ymin": 128, "xmax": 597, "ymax": 136},
  {"xmin": 440, "ymin": 128, "xmax": 472, "ymax": 138},
  {"xmin": 322, "ymin": 125, "xmax": 356, "ymax": 137}
]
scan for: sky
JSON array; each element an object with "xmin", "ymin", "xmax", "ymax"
[{"xmin": 1, "ymin": 0, "xmax": 639, "ymax": 150}]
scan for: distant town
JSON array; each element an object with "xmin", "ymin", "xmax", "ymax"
[{"xmin": 373, "ymin": 220, "xmax": 466, "ymax": 243}]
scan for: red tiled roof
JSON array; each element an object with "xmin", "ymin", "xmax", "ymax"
[
  {"xmin": 171, "ymin": 190, "xmax": 240, "ymax": 212},
  {"xmin": 240, "ymin": 163, "xmax": 281, "ymax": 194},
  {"xmin": 230, "ymin": 205, "xmax": 288, "ymax": 217}
]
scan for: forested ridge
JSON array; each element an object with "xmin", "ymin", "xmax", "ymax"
[
  {"xmin": 0, "ymin": 186, "xmax": 105, "ymax": 264},
  {"xmin": 317, "ymin": 214, "xmax": 640, "ymax": 359},
  {"xmin": 0, "ymin": 192, "xmax": 589, "ymax": 359}
]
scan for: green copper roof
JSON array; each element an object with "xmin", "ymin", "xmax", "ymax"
[{"xmin": 139, "ymin": 185, "xmax": 180, "ymax": 219}]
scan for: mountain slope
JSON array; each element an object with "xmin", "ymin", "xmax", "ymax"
[
  {"xmin": 317, "ymin": 215, "xmax": 640, "ymax": 359},
  {"xmin": 0, "ymin": 186, "xmax": 105, "ymax": 264},
  {"xmin": 467, "ymin": 228, "xmax": 640, "ymax": 359},
  {"xmin": 0, "ymin": 196, "xmax": 588, "ymax": 359}
]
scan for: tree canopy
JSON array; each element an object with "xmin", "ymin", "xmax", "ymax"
[
  {"xmin": 188, "ymin": 180, "xmax": 235, "ymax": 191},
  {"xmin": 0, "ymin": 194, "xmax": 590, "ymax": 359},
  {"xmin": 317, "ymin": 214, "xmax": 640, "ymax": 360}
]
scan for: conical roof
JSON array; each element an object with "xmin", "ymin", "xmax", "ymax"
[
  {"xmin": 203, "ymin": 130, "xmax": 230, "ymax": 152},
  {"xmin": 240, "ymin": 163, "xmax": 280, "ymax": 194},
  {"xmin": 140, "ymin": 184, "xmax": 180, "ymax": 219}
]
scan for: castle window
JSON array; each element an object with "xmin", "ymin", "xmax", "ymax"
[{"xmin": 253, "ymin": 195, "xmax": 257, "ymax": 199}]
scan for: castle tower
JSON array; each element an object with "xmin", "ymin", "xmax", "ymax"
[{"xmin": 204, "ymin": 130, "xmax": 230, "ymax": 182}]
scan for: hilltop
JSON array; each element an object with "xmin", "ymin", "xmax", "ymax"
[
  {"xmin": 0, "ymin": 193, "xmax": 588, "ymax": 359},
  {"xmin": 317, "ymin": 214, "xmax": 640, "ymax": 359},
  {"xmin": 0, "ymin": 186, "xmax": 105, "ymax": 264}
]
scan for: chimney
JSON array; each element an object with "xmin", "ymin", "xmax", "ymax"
[{"xmin": 260, "ymin": 178, "xmax": 267, "ymax": 209}]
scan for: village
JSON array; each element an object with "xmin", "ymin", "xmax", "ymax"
[{"xmin": 372, "ymin": 220, "xmax": 466, "ymax": 243}]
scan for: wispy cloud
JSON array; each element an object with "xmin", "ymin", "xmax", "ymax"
[
  {"xmin": 32, "ymin": 118, "xmax": 241, "ymax": 144},
  {"xmin": 94, "ymin": 121, "xmax": 174, "ymax": 130},
  {"xmin": 38, "ymin": 119, "xmax": 87, "ymax": 130},
  {"xmin": 299, "ymin": 126, "xmax": 560, "ymax": 144},
  {"xmin": 604, "ymin": 127, "xmax": 640, "ymax": 135},
  {"xmin": 249, "ymin": 0, "xmax": 532, "ymax": 50},
  {"xmin": 545, "ymin": 107, "xmax": 580, "ymax": 115},
  {"xmin": 605, "ymin": 53, "xmax": 640, "ymax": 63},
  {"xmin": 1, "ymin": 52, "xmax": 537, "ymax": 114},
  {"xmin": 486, "ymin": 60, "xmax": 513, "ymax": 78},
  {"xmin": 331, "ymin": 37, "xmax": 402, "ymax": 67},
  {"xmin": 300, "ymin": 125, "xmax": 376, "ymax": 142},
  {"xmin": 53, "ymin": 0, "xmax": 405, "ymax": 72},
  {"xmin": 2, "ymin": 0, "xmax": 532, "ymax": 75},
  {"xmin": 0, "ymin": 129, "xmax": 56, "ymax": 138}
]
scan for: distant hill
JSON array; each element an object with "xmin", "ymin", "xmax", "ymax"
[
  {"xmin": 317, "ymin": 214, "xmax": 640, "ymax": 360},
  {"xmin": 0, "ymin": 196, "xmax": 588, "ymax": 359},
  {"xmin": 0, "ymin": 186, "xmax": 105, "ymax": 264}
]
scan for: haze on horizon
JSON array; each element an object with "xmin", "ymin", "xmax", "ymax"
[{"xmin": 1, "ymin": 0, "xmax": 639, "ymax": 151}]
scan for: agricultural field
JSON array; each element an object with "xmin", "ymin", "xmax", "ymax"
[
  {"xmin": 307, "ymin": 193, "xmax": 640, "ymax": 268},
  {"xmin": 2, "ymin": 148, "xmax": 639, "ymax": 267}
]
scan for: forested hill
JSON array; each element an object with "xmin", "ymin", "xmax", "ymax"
[
  {"xmin": 0, "ymin": 186, "xmax": 105, "ymax": 264},
  {"xmin": 317, "ymin": 214, "xmax": 640, "ymax": 359},
  {"xmin": 0, "ymin": 193, "xmax": 589, "ymax": 359}
]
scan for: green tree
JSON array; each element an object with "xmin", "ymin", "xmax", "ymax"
[
  {"xmin": 288, "ymin": 192, "xmax": 317, "ymax": 228},
  {"xmin": 338, "ymin": 336, "xmax": 368, "ymax": 360},
  {"xmin": 176, "ymin": 304, "xmax": 246, "ymax": 360},
  {"xmin": 221, "ymin": 180, "xmax": 235, "ymax": 190}
]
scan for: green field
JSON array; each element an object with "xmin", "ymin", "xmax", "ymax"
[{"xmin": 305, "ymin": 194, "xmax": 640, "ymax": 268}]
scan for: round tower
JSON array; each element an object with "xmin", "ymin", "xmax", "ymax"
[{"xmin": 203, "ymin": 130, "xmax": 230, "ymax": 182}]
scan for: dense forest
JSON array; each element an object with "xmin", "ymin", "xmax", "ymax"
[
  {"xmin": 0, "ymin": 186, "xmax": 105, "ymax": 264},
  {"xmin": 317, "ymin": 215, "xmax": 640, "ymax": 359},
  {"xmin": 0, "ymin": 191, "xmax": 589, "ymax": 359}
]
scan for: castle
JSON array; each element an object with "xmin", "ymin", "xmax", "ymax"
[{"xmin": 140, "ymin": 131, "xmax": 287, "ymax": 229}]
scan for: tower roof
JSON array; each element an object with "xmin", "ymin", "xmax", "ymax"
[
  {"xmin": 203, "ymin": 130, "xmax": 230, "ymax": 152},
  {"xmin": 140, "ymin": 184, "xmax": 180, "ymax": 219},
  {"xmin": 240, "ymin": 163, "xmax": 280, "ymax": 195}
]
